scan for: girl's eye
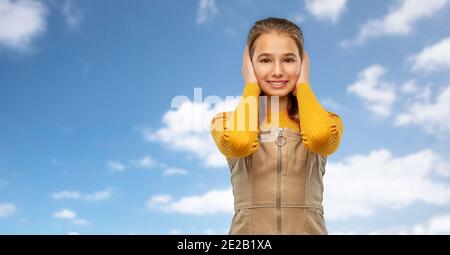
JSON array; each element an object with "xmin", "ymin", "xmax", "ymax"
[
  {"xmin": 259, "ymin": 58, "xmax": 295, "ymax": 63},
  {"xmin": 284, "ymin": 58, "xmax": 295, "ymax": 63}
]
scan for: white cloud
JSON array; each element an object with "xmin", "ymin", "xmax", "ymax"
[
  {"xmin": 168, "ymin": 229, "xmax": 184, "ymax": 235},
  {"xmin": 347, "ymin": 66, "xmax": 450, "ymax": 137},
  {"xmin": 61, "ymin": 0, "xmax": 81, "ymax": 29},
  {"xmin": 147, "ymin": 188, "xmax": 233, "ymax": 215},
  {"xmin": 305, "ymin": 0, "xmax": 347, "ymax": 24},
  {"xmin": 143, "ymin": 95, "xmax": 239, "ymax": 168},
  {"xmin": 163, "ymin": 167, "xmax": 189, "ymax": 176},
  {"xmin": 168, "ymin": 228, "xmax": 225, "ymax": 235},
  {"xmin": 0, "ymin": 0, "xmax": 48, "ymax": 52},
  {"xmin": 341, "ymin": 0, "xmax": 449, "ymax": 46},
  {"xmin": 130, "ymin": 155, "xmax": 156, "ymax": 169},
  {"xmin": 130, "ymin": 156, "xmax": 189, "ymax": 176},
  {"xmin": 196, "ymin": 0, "xmax": 218, "ymax": 24},
  {"xmin": 409, "ymin": 214, "xmax": 450, "ymax": 234},
  {"xmin": 67, "ymin": 231, "xmax": 80, "ymax": 235},
  {"xmin": 53, "ymin": 208, "xmax": 76, "ymax": 219},
  {"xmin": 0, "ymin": 203, "xmax": 16, "ymax": 217},
  {"xmin": 400, "ymin": 80, "xmax": 419, "ymax": 94},
  {"xmin": 371, "ymin": 214, "xmax": 450, "ymax": 234},
  {"xmin": 52, "ymin": 189, "xmax": 112, "ymax": 202},
  {"xmin": 110, "ymin": 154, "xmax": 188, "ymax": 176},
  {"xmin": 52, "ymin": 191, "xmax": 81, "ymax": 200},
  {"xmin": 329, "ymin": 230, "xmax": 357, "ymax": 235},
  {"xmin": 145, "ymin": 148, "xmax": 450, "ymax": 221},
  {"xmin": 395, "ymin": 84, "xmax": 450, "ymax": 137},
  {"xmin": 322, "ymin": 97, "xmax": 343, "ymax": 111},
  {"xmin": 53, "ymin": 208, "xmax": 89, "ymax": 225},
  {"xmin": 347, "ymin": 65, "xmax": 396, "ymax": 117},
  {"xmin": 324, "ymin": 148, "xmax": 450, "ymax": 221},
  {"xmin": 204, "ymin": 229, "xmax": 218, "ymax": 235},
  {"xmin": 410, "ymin": 37, "xmax": 450, "ymax": 72},
  {"xmin": 107, "ymin": 160, "xmax": 126, "ymax": 172},
  {"xmin": 83, "ymin": 189, "xmax": 111, "ymax": 202},
  {"xmin": 72, "ymin": 218, "xmax": 88, "ymax": 225},
  {"xmin": 147, "ymin": 194, "xmax": 172, "ymax": 208}
]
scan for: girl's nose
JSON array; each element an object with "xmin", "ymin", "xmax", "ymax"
[{"xmin": 271, "ymin": 62, "xmax": 284, "ymax": 77}]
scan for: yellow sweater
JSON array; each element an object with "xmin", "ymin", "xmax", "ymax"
[{"xmin": 210, "ymin": 82, "xmax": 344, "ymax": 158}]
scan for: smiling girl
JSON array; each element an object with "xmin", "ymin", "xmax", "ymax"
[{"xmin": 211, "ymin": 17, "xmax": 344, "ymax": 235}]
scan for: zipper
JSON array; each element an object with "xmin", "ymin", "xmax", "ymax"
[{"xmin": 276, "ymin": 127, "xmax": 285, "ymax": 235}]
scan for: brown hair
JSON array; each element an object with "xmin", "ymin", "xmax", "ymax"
[{"xmin": 247, "ymin": 17, "xmax": 304, "ymax": 121}]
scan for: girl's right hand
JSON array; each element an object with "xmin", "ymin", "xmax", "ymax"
[{"xmin": 241, "ymin": 46, "xmax": 258, "ymax": 85}]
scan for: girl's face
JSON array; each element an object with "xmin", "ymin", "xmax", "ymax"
[{"xmin": 251, "ymin": 32, "xmax": 302, "ymax": 97}]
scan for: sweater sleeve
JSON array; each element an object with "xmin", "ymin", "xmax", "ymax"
[
  {"xmin": 296, "ymin": 82, "xmax": 344, "ymax": 156},
  {"xmin": 210, "ymin": 83, "xmax": 261, "ymax": 159}
]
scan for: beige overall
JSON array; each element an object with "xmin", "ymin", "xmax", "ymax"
[{"xmin": 226, "ymin": 126, "xmax": 328, "ymax": 235}]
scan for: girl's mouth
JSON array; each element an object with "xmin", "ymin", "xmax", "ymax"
[{"xmin": 267, "ymin": 80, "xmax": 288, "ymax": 89}]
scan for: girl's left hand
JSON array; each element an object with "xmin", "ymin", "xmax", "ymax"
[{"xmin": 292, "ymin": 49, "xmax": 310, "ymax": 96}]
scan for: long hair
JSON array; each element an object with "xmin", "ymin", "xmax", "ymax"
[{"xmin": 247, "ymin": 17, "xmax": 305, "ymax": 121}]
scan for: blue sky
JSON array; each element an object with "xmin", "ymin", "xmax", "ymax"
[{"xmin": 1, "ymin": 0, "xmax": 450, "ymax": 234}]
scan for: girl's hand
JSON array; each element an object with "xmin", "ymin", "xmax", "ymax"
[
  {"xmin": 241, "ymin": 46, "xmax": 258, "ymax": 85},
  {"xmin": 292, "ymin": 49, "xmax": 310, "ymax": 96}
]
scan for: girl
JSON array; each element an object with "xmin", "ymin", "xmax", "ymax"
[{"xmin": 211, "ymin": 17, "xmax": 344, "ymax": 235}]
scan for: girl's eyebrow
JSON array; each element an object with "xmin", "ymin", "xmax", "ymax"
[
  {"xmin": 284, "ymin": 53, "xmax": 298, "ymax": 58},
  {"xmin": 256, "ymin": 53, "xmax": 270, "ymax": 58},
  {"xmin": 257, "ymin": 53, "xmax": 298, "ymax": 58}
]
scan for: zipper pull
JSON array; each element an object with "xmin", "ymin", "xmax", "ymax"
[{"xmin": 276, "ymin": 128, "xmax": 286, "ymax": 147}]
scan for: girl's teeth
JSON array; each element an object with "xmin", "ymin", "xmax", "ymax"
[{"xmin": 269, "ymin": 81, "xmax": 287, "ymax": 85}]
